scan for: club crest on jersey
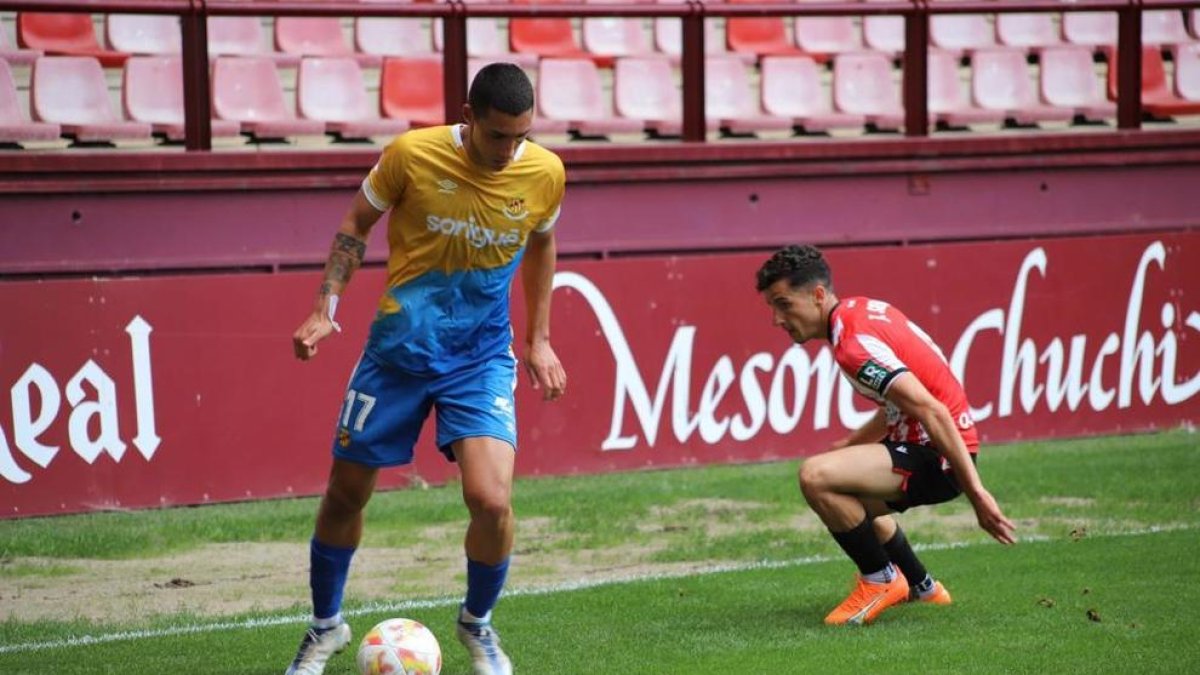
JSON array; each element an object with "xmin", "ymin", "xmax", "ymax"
[
  {"xmin": 856, "ymin": 359, "xmax": 891, "ymax": 391},
  {"xmin": 337, "ymin": 427, "xmax": 351, "ymax": 448},
  {"xmin": 503, "ymin": 196, "xmax": 529, "ymax": 221}
]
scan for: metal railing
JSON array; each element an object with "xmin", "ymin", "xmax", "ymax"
[{"xmin": 2, "ymin": 0, "xmax": 1198, "ymax": 150}]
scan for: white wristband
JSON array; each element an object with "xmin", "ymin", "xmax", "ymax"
[{"xmin": 328, "ymin": 294, "xmax": 342, "ymax": 333}]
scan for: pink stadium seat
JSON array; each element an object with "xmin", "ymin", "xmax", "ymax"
[
  {"xmin": 583, "ymin": 9, "xmax": 654, "ymax": 61},
  {"xmin": 996, "ymin": 13, "xmax": 1061, "ymax": 50},
  {"xmin": 705, "ymin": 55, "xmax": 795, "ymax": 134},
  {"xmin": 105, "ymin": 14, "xmax": 179, "ymax": 55},
  {"xmin": 122, "ymin": 56, "xmax": 241, "ymax": 141},
  {"xmin": 927, "ymin": 49, "xmax": 1006, "ymax": 127},
  {"xmin": 380, "ymin": 57, "xmax": 445, "ymax": 127},
  {"xmin": 1107, "ymin": 46, "xmax": 1200, "ymax": 117},
  {"xmin": 434, "ymin": 18, "xmax": 540, "ymax": 67},
  {"xmin": 653, "ymin": 0, "xmax": 752, "ymax": 64},
  {"xmin": 1, "ymin": 22, "xmax": 42, "ymax": 66},
  {"xmin": 793, "ymin": 16, "xmax": 861, "ymax": 57},
  {"xmin": 356, "ymin": 17, "xmax": 434, "ymax": 57},
  {"xmin": 832, "ymin": 52, "xmax": 904, "ymax": 131},
  {"xmin": 1192, "ymin": 10, "xmax": 1200, "ymax": 40},
  {"xmin": 18, "ymin": 13, "xmax": 129, "ymax": 67},
  {"xmin": 1177, "ymin": 43, "xmax": 1200, "ymax": 101},
  {"xmin": 1062, "ymin": 12, "xmax": 1116, "ymax": 48},
  {"xmin": 1142, "ymin": 10, "xmax": 1193, "ymax": 47},
  {"xmin": 211, "ymin": 56, "xmax": 327, "ymax": 139},
  {"xmin": 0, "ymin": 58, "xmax": 60, "ymax": 143},
  {"xmin": 208, "ymin": 17, "xmax": 300, "ymax": 66},
  {"xmin": 726, "ymin": 0, "xmax": 804, "ymax": 59},
  {"xmin": 613, "ymin": 55, "xmax": 703, "ymax": 136},
  {"xmin": 276, "ymin": 17, "xmax": 381, "ymax": 68},
  {"xmin": 1039, "ymin": 46, "xmax": 1114, "ymax": 122},
  {"xmin": 862, "ymin": 0, "xmax": 904, "ymax": 55},
  {"xmin": 760, "ymin": 55, "xmax": 865, "ymax": 132},
  {"xmin": 538, "ymin": 58, "xmax": 645, "ymax": 137},
  {"xmin": 298, "ymin": 57, "xmax": 409, "ymax": 140},
  {"xmin": 930, "ymin": 14, "xmax": 995, "ymax": 54},
  {"xmin": 971, "ymin": 48, "xmax": 1075, "ymax": 125},
  {"xmin": 31, "ymin": 56, "xmax": 151, "ymax": 142}
]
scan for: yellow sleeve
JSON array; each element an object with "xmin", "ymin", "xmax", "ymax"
[{"xmin": 362, "ymin": 136, "xmax": 409, "ymax": 211}]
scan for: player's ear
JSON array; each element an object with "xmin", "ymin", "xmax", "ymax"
[{"xmin": 462, "ymin": 104, "xmax": 473, "ymax": 125}]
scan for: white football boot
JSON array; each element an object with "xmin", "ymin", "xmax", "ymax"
[
  {"xmin": 284, "ymin": 622, "xmax": 351, "ymax": 675},
  {"xmin": 456, "ymin": 606, "xmax": 513, "ymax": 675}
]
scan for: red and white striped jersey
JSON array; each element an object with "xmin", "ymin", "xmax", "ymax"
[{"xmin": 829, "ymin": 297, "xmax": 979, "ymax": 452}]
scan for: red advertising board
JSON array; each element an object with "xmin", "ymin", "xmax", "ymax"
[{"xmin": 1, "ymin": 233, "xmax": 1197, "ymax": 517}]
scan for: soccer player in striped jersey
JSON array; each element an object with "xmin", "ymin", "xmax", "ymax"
[
  {"xmin": 756, "ymin": 244, "xmax": 1015, "ymax": 626},
  {"xmin": 285, "ymin": 64, "xmax": 566, "ymax": 675}
]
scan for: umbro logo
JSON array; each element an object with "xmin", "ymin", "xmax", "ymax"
[{"xmin": 437, "ymin": 178, "xmax": 458, "ymax": 194}]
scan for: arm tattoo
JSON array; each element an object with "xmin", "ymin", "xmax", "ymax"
[{"xmin": 320, "ymin": 233, "xmax": 367, "ymax": 295}]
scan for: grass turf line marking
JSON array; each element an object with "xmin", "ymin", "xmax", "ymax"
[{"xmin": 0, "ymin": 523, "xmax": 1192, "ymax": 655}]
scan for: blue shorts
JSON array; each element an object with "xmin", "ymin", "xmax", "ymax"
[{"xmin": 331, "ymin": 351, "xmax": 518, "ymax": 467}]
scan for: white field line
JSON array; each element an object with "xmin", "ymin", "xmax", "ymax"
[{"xmin": 0, "ymin": 522, "xmax": 1193, "ymax": 655}]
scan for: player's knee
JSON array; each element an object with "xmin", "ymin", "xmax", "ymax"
[
  {"xmin": 798, "ymin": 458, "xmax": 830, "ymax": 497},
  {"xmin": 322, "ymin": 483, "xmax": 371, "ymax": 518},
  {"xmin": 463, "ymin": 487, "xmax": 512, "ymax": 523}
]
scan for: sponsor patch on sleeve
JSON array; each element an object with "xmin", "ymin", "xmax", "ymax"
[{"xmin": 856, "ymin": 359, "xmax": 900, "ymax": 394}]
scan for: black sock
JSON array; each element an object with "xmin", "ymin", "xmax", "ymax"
[
  {"xmin": 830, "ymin": 518, "xmax": 891, "ymax": 576},
  {"xmin": 883, "ymin": 526, "xmax": 930, "ymax": 590}
]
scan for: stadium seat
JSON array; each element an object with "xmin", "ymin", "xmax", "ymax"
[
  {"xmin": 583, "ymin": 8, "xmax": 654, "ymax": 61},
  {"xmin": 1192, "ymin": 10, "xmax": 1200, "ymax": 40},
  {"xmin": 1038, "ymin": 46, "xmax": 1114, "ymax": 122},
  {"xmin": 434, "ymin": 18, "xmax": 540, "ymax": 67},
  {"xmin": 726, "ymin": 0, "xmax": 804, "ymax": 59},
  {"xmin": 208, "ymin": 17, "xmax": 301, "ymax": 66},
  {"xmin": 0, "ymin": 58, "xmax": 60, "ymax": 143},
  {"xmin": 1, "ymin": 22, "xmax": 42, "ymax": 66},
  {"xmin": 1142, "ymin": 10, "xmax": 1194, "ymax": 47},
  {"xmin": 930, "ymin": 14, "xmax": 995, "ymax": 55},
  {"xmin": 18, "ymin": 13, "xmax": 129, "ymax": 67},
  {"xmin": 1061, "ymin": 12, "xmax": 1116, "ymax": 49},
  {"xmin": 297, "ymin": 57, "xmax": 409, "ymax": 140},
  {"xmin": 1107, "ymin": 46, "xmax": 1200, "ymax": 117},
  {"xmin": 996, "ymin": 13, "xmax": 1061, "ymax": 50},
  {"xmin": 613, "ymin": 55, "xmax": 701, "ymax": 136},
  {"xmin": 122, "ymin": 56, "xmax": 242, "ymax": 141},
  {"xmin": 832, "ymin": 52, "xmax": 904, "ymax": 131},
  {"xmin": 275, "ymin": 17, "xmax": 382, "ymax": 68},
  {"xmin": 1177, "ymin": 43, "xmax": 1200, "ymax": 101},
  {"xmin": 211, "ymin": 56, "xmax": 327, "ymax": 140},
  {"xmin": 380, "ymin": 57, "xmax": 446, "ymax": 127},
  {"xmin": 793, "ymin": 16, "xmax": 861, "ymax": 57},
  {"xmin": 760, "ymin": 55, "xmax": 865, "ymax": 133},
  {"xmin": 862, "ymin": 0, "xmax": 904, "ymax": 55},
  {"xmin": 31, "ymin": 56, "xmax": 151, "ymax": 142},
  {"xmin": 509, "ymin": 0, "xmax": 597, "ymax": 64},
  {"xmin": 537, "ymin": 58, "xmax": 645, "ymax": 137},
  {"xmin": 927, "ymin": 49, "xmax": 1006, "ymax": 127},
  {"xmin": 705, "ymin": 55, "xmax": 795, "ymax": 135},
  {"xmin": 356, "ymin": 17, "xmax": 435, "ymax": 57},
  {"xmin": 653, "ymin": 0, "xmax": 753, "ymax": 64},
  {"xmin": 971, "ymin": 48, "xmax": 1075, "ymax": 125},
  {"xmin": 105, "ymin": 14, "xmax": 180, "ymax": 55}
]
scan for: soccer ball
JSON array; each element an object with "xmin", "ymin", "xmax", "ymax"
[{"xmin": 356, "ymin": 617, "xmax": 442, "ymax": 675}]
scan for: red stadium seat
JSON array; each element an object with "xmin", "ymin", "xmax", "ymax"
[
  {"xmin": 1107, "ymin": 46, "xmax": 1200, "ymax": 118},
  {"xmin": 18, "ymin": 13, "xmax": 128, "ymax": 67},
  {"xmin": 275, "ymin": 17, "xmax": 381, "ymax": 68},
  {"xmin": 434, "ymin": 18, "xmax": 539, "ymax": 67},
  {"xmin": 1061, "ymin": 12, "xmax": 1116, "ymax": 49},
  {"xmin": 356, "ymin": 17, "xmax": 434, "ymax": 57},
  {"xmin": 726, "ymin": 0, "xmax": 803, "ymax": 59},
  {"xmin": 297, "ymin": 57, "xmax": 409, "ymax": 140},
  {"xmin": 760, "ymin": 55, "xmax": 865, "ymax": 133},
  {"xmin": 31, "ymin": 56, "xmax": 151, "ymax": 142},
  {"xmin": 0, "ymin": 59, "xmax": 60, "ymax": 143},
  {"xmin": 930, "ymin": 14, "xmax": 995, "ymax": 55},
  {"xmin": 793, "ymin": 16, "xmax": 861, "ymax": 57},
  {"xmin": 211, "ymin": 56, "xmax": 327, "ymax": 140},
  {"xmin": 833, "ymin": 52, "xmax": 904, "ymax": 131},
  {"xmin": 652, "ymin": 0, "xmax": 752, "ymax": 64},
  {"xmin": 1, "ymin": 21, "xmax": 42, "ymax": 66},
  {"xmin": 705, "ymin": 55, "xmax": 795, "ymax": 134},
  {"xmin": 122, "ymin": 56, "xmax": 242, "ymax": 141},
  {"xmin": 927, "ymin": 49, "xmax": 1006, "ymax": 127},
  {"xmin": 971, "ymin": 48, "xmax": 1075, "ymax": 126},
  {"xmin": 509, "ymin": 0, "xmax": 596, "ymax": 64},
  {"xmin": 208, "ymin": 17, "xmax": 300, "ymax": 66},
  {"xmin": 1038, "ymin": 46, "xmax": 1114, "ymax": 122},
  {"xmin": 996, "ymin": 13, "xmax": 1061, "ymax": 50},
  {"xmin": 613, "ymin": 55, "xmax": 700, "ymax": 136},
  {"xmin": 105, "ymin": 14, "xmax": 180, "ymax": 55},
  {"xmin": 1142, "ymin": 10, "xmax": 1194, "ymax": 47},
  {"xmin": 380, "ymin": 57, "xmax": 445, "ymax": 127},
  {"xmin": 537, "ymin": 58, "xmax": 645, "ymax": 137}
]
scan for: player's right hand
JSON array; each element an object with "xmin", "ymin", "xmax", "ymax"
[
  {"xmin": 292, "ymin": 312, "xmax": 336, "ymax": 361},
  {"xmin": 969, "ymin": 488, "xmax": 1017, "ymax": 545}
]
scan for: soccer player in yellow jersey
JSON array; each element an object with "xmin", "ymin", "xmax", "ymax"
[{"xmin": 284, "ymin": 64, "xmax": 566, "ymax": 675}]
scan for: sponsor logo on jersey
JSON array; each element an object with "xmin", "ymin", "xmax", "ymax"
[
  {"xmin": 426, "ymin": 213, "xmax": 521, "ymax": 249},
  {"xmin": 856, "ymin": 359, "xmax": 891, "ymax": 391},
  {"xmin": 437, "ymin": 178, "xmax": 459, "ymax": 194}
]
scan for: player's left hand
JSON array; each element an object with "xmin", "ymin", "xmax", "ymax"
[
  {"xmin": 969, "ymin": 488, "xmax": 1017, "ymax": 545},
  {"xmin": 524, "ymin": 340, "xmax": 566, "ymax": 401}
]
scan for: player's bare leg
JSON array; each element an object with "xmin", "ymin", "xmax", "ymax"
[
  {"xmin": 286, "ymin": 460, "xmax": 378, "ymax": 675},
  {"xmin": 454, "ymin": 437, "xmax": 516, "ymax": 675},
  {"xmin": 799, "ymin": 445, "xmax": 910, "ymax": 625}
]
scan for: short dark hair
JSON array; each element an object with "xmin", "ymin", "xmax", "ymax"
[
  {"xmin": 755, "ymin": 245, "xmax": 833, "ymax": 292},
  {"xmin": 468, "ymin": 63, "xmax": 534, "ymax": 117}
]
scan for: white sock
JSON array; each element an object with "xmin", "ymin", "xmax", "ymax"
[
  {"xmin": 862, "ymin": 565, "xmax": 896, "ymax": 584},
  {"xmin": 311, "ymin": 613, "xmax": 343, "ymax": 629},
  {"xmin": 459, "ymin": 606, "xmax": 491, "ymax": 624}
]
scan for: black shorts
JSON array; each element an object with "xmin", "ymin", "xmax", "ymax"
[{"xmin": 883, "ymin": 441, "xmax": 974, "ymax": 513}]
